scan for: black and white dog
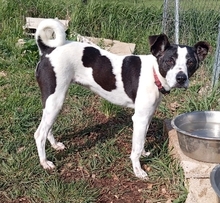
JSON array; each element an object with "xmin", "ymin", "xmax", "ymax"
[{"xmin": 34, "ymin": 19, "xmax": 209, "ymax": 179}]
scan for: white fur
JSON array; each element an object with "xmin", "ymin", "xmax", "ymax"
[
  {"xmin": 166, "ymin": 47, "xmax": 189, "ymax": 88},
  {"xmin": 35, "ymin": 19, "xmax": 67, "ymax": 54},
  {"xmin": 34, "ymin": 19, "xmax": 191, "ymax": 179}
]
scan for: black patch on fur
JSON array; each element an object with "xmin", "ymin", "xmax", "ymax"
[
  {"xmin": 37, "ymin": 37, "xmax": 55, "ymax": 55},
  {"xmin": 157, "ymin": 45, "xmax": 178, "ymax": 78},
  {"xmin": 36, "ymin": 55, "xmax": 56, "ymax": 108},
  {"xmin": 184, "ymin": 46, "xmax": 199, "ymax": 78},
  {"xmin": 121, "ymin": 56, "xmax": 141, "ymax": 102},
  {"xmin": 82, "ymin": 47, "xmax": 116, "ymax": 91}
]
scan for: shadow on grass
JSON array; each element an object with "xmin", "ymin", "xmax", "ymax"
[
  {"xmin": 61, "ymin": 109, "xmax": 133, "ymax": 152},
  {"xmin": 59, "ymin": 108, "xmax": 166, "ymax": 157}
]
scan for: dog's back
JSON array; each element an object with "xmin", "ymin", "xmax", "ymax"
[{"xmin": 35, "ymin": 19, "xmax": 158, "ymax": 108}]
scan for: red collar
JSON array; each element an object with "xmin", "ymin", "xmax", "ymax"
[{"xmin": 153, "ymin": 69, "xmax": 170, "ymax": 95}]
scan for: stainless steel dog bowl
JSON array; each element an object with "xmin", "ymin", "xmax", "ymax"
[
  {"xmin": 171, "ymin": 111, "xmax": 220, "ymax": 163},
  {"xmin": 210, "ymin": 164, "xmax": 220, "ymax": 203}
]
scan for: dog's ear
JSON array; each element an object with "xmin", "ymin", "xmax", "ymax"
[
  {"xmin": 149, "ymin": 34, "xmax": 170, "ymax": 57},
  {"xmin": 194, "ymin": 41, "xmax": 210, "ymax": 62}
]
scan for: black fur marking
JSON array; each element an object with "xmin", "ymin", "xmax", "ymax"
[
  {"xmin": 121, "ymin": 56, "xmax": 141, "ymax": 102},
  {"xmin": 157, "ymin": 46, "xmax": 178, "ymax": 78},
  {"xmin": 185, "ymin": 46, "xmax": 199, "ymax": 78},
  {"xmin": 37, "ymin": 37, "xmax": 55, "ymax": 55},
  {"xmin": 82, "ymin": 47, "xmax": 116, "ymax": 91},
  {"xmin": 36, "ymin": 55, "xmax": 56, "ymax": 108}
]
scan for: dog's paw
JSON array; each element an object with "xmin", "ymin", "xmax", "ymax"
[
  {"xmin": 134, "ymin": 168, "xmax": 149, "ymax": 180},
  {"xmin": 52, "ymin": 142, "xmax": 65, "ymax": 150},
  {"xmin": 41, "ymin": 160, "xmax": 56, "ymax": 170},
  {"xmin": 141, "ymin": 150, "xmax": 151, "ymax": 157}
]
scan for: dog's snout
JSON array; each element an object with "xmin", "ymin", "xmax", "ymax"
[{"xmin": 176, "ymin": 71, "xmax": 187, "ymax": 85}]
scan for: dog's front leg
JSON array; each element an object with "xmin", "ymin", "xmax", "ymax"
[
  {"xmin": 47, "ymin": 129, "xmax": 65, "ymax": 150},
  {"xmin": 130, "ymin": 114, "xmax": 152, "ymax": 179},
  {"xmin": 130, "ymin": 98, "xmax": 160, "ymax": 179}
]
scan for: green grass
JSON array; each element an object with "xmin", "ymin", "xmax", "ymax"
[{"xmin": 1, "ymin": 0, "xmax": 220, "ymax": 202}]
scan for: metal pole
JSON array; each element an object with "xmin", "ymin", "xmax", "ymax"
[
  {"xmin": 212, "ymin": 22, "xmax": 220, "ymax": 88},
  {"xmin": 175, "ymin": 0, "xmax": 179, "ymax": 44},
  {"xmin": 162, "ymin": 0, "xmax": 169, "ymax": 34}
]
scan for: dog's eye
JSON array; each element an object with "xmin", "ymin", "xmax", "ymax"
[
  {"xmin": 187, "ymin": 59, "xmax": 194, "ymax": 67},
  {"xmin": 165, "ymin": 58, "xmax": 175, "ymax": 66}
]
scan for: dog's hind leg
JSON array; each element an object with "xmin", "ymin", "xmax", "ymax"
[
  {"xmin": 35, "ymin": 60, "xmax": 70, "ymax": 169},
  {"xmin": 34, "ymin": 87, "xmax": 68, "ymax": 169}
]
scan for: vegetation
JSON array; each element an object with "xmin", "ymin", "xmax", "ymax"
[{"xmin": 0, "ymin": 0, "xmax": 220, "ymax": 202}]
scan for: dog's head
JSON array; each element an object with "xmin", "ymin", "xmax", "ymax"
[{"xmin": 149, "ymin": 34, "xmax": 210, "ymax": 89}]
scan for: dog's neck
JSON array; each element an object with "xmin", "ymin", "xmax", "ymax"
[{"xmin": 153, "ymin": 68, "xmax": 170, "ymax": 95}]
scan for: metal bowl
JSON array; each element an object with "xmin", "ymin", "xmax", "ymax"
[
  {"xmin": 210, "ymin": 164, "xmax": 220, "ymax": 203},
  {"xmin": 171, "ymin": 111, "xmax": 220, "ymax": 163}
]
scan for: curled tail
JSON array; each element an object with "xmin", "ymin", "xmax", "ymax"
[{"xmin": 35, "ymin": 19, "xmax": 66, "ymax": 54}]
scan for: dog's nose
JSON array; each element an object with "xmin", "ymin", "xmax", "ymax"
[{"xmin": 176, "ymin": 72, "xmax": 187, "ymax": 85}]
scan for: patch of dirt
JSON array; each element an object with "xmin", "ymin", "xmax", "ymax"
[
  {"xmin": 60, "ymin": 163, "xmax": 150, "ymax": 202},
  {"xmin": 58, "ymin": 105, "xmax": 174, "ymax": 202},
  {"xmin": 91, "ymin": 178, "xmax": 149, "ymax": 203},
  {"xmin": 0, "ymin": 195, "xmax": 32, "ymax": 203},
  {"xmin": 60, "ymin": 164, "xmax": 175, "ymax": 203},
  {"xmin": 65, "ymin": 95, "xmax": 176, "ymax": 199}
]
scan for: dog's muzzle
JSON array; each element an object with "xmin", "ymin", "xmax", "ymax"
[{"xmin": 175, "ymin": 71, "xmax": 188, "ymax": 88}]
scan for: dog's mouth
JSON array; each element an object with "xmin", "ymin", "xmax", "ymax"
[{"xmin": 173, "ymin": 82, "xmax": 188, "ymax": 89}]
